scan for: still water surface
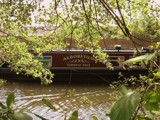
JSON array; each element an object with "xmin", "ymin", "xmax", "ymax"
[{"xmin": 0, "ymin": 81, "xmax": 114, "ymax": 120}]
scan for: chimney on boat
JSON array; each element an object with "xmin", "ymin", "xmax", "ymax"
[{"xmin": 114, "ymin": 45, "xmax": 121, "ymax": 51}]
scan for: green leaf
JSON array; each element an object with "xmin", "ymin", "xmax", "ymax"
[
  {"xmin": 71, "ymin": 110, "xmax": 78, "ymax": 118},
  {"xmin": 68, "ymin": 116, "xmax": 77, "ymax": 120},
  {"xmin": 75, "ymin": 6, "xmax": 79, "ymax": 11},
  {"xmin": 33, "ymin": 113, "xmax": 48, "ymax": 120},
  {"xmin": 145, "ymin": 102, "xmax": 159, "ymax": 111},
  {"xmin": 92, "ymin": 116, "xmax": 98, "ymax": 120},
  {"xmin": 155, "ymin": 72, "xmax": 160, "ymax": 80},
  {"xmin": 145, "ymin": 52, "xmax": 157, "ymax": 61},
  {"xmin": 143, "ymin": 92, "xmax": 154, "ymax": 101},
  {"xmin": 152, "ymin": 110, "xmax": 160, "ymax": 115},
  {"xmin": 71, "ymin": 0, "xmax": 75, "ymax": 4},
  {"xmin": 12, "ymin": 112, "xmax": 33, "ymax": 120},
  {"xmin": 124, "ymin": 54, "xmax": 148, "ymax": 64},
  {"xmin": 0, "ymin": 116, "xmax": 8, "ymax": 120},
  {"xmin": 137, "ymin": 115, "xmax": 152, "ymax": 120},
  {"xmin": 118, "ymin": 85, "xmax": 132, "ymax": 95},
  {"xmin": 8, "ymin": 113, "xmax": 16, "ymax": 120},
  {"xmin": 72, "ymin": 15, "xmax": 79, "ymax": 21},
  {"xmin": 110, "ymin": 86, "xmax": 140, "ymax": 120},
  {"xmin": 16, "ymin": 72, "xmax": 19, "ymax": 74},
  {"xmin": 6, "ymin": 93, "xmax": 14, "ymax": 109},
  {"xmin": 0, "ymin": 102, "xmax": 6, "ymax": 109},
  {"xmin": 124, "ymin": 52, "xmax": 156, "ymax": 64},
  {"xmin": 152, "ymin": 26, "xmax": 160, "ymax": 30},
  {"xmin": 143, "ymin": 92, "xmax": 160, "ymax": 103},
  {"xmin": 106, "ymin": 113, "xmax": 110, "ymax": 117},
  {"xmin": 42, "ymin": 98, "xmax": 57, "ymax": 111},
  {"xmin": 157, "ymin": 85, "xmax": 160, "ymax": 93},
  {"xmin": 68, "ymin": 110, "xmax": 78, "ymax": 120},
  {"xmin": 144, "ymin": 92, "xmax": 160, "ymax": 111}
]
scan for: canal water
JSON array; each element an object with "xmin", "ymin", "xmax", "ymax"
[{"xmin": 0, "ymin": 81, "xmax": 115, "ymax": 120}]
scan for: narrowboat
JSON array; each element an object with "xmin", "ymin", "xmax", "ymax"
[{"xmin": 0, "ymin": 47, "xmax": 151, "ymax": 83}]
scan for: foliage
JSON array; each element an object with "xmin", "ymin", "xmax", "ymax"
[
  {"xmin": 81, "ymin": 96, "xmax": 93, "ymax": 105},
  {"xmin": 1, "ymin": 0, "xmax": 160, "ymax": 85},
  {"xmin": 0, "ymin": 79, "xmax": 6, "ymax": 87},
  {"xmin": 0, "ymin": 0, "xmax": 160, "ymax": 119},
  {"xmin": 0, "ymin": 93, "xmax": 81, "ymax": 120},
  {"xmin": 42, "ymin": 98, "xmax": 57, "ymax": 111},
  {"xmin": 0, "ymin": 93, "xmax": 33, "ymax": 120},
  {"xmin": 68, "ymin": 89, "xmax": 77, "ymax": 96},
  {"xmin": 108, "ymin": 46, "xmax": 160, "ymax": 120},
  {"xmin": 68, "ymin": 110, "xmax": 78, "ymax": 120},
  {"xmin": 107, "ymin": 85, "xmax": 140, "ymax": 120}
]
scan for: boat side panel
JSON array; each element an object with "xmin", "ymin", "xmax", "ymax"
[{"xmin": 43, "ymin": 52, "xmax": 134, "ymax": 69}]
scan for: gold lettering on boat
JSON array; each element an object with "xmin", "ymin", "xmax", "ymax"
[{"xmin": 63, "ymin": 55, "xmax": 95, "ymax": 67}]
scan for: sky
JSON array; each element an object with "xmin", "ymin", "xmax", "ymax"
[{"xmin": 32, "ymin": 0, "xmax": 160, "ymax": 26}]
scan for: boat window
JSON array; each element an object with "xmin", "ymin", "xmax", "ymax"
[
  {"xmin": 108, "ymin": 56, "xmax": 124, "ymax": 67},
  {"xmin": 37, "ymin": 56, "xmax": 52, "ymax": 67}
]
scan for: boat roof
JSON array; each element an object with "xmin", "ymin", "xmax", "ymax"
[{"xmin": 45, "ymin": 49, "xmax": 154, "ymax": 53}]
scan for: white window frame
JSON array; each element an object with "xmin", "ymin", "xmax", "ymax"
[
  {"xmin": 108, "ymin": 56, "xmax": 124, "ymax": 67},
  {"xmin": 37, "ymin": 56, "xmax": 52, "ymax": 67}
]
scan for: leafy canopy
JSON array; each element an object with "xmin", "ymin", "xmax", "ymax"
[{"xmin": 0, "ymin": 0, "xmax": 160, "ymax": 84}]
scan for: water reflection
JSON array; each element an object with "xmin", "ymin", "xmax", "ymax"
[{"xmin": 0, "ymin": 81, "xmax": 113, "ymax": 120}]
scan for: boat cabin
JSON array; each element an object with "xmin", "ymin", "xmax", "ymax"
[{"xmin": 39, "ymin": 49, "xmax": 152, "ymax": 70}]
